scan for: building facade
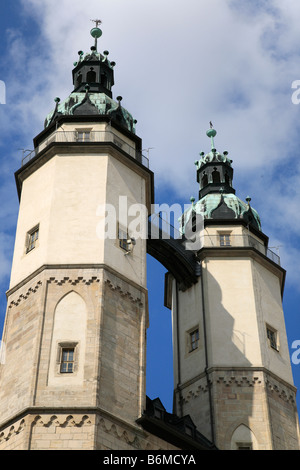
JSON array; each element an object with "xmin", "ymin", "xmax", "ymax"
[{"xmin": 0, "ymin": 27, "xmax": 299, "ymax": 450}]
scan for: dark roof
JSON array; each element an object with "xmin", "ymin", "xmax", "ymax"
[{"xmin": 136, "ymin": 396, "xmax": 217, "ymax": 450}]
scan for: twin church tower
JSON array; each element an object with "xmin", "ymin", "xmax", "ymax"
[{"xmin": 0, "ymin": 26, "xmax": 299, "ymax": 450}]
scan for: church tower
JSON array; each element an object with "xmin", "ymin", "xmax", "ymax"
[
  {"xmin": 0, "ymin": 25, "xmax": 157, "ymax": 450},
  {"xmin": 166, "ymin": 126, "xmax": 300, "ymax": 450}
]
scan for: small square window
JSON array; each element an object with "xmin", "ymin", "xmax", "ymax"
[
  {"xmin": 76, "ymin": 130, "xmax": 91, "ymax": 142},
  {"xmin": 190, "ymin": 329, "xmax": 199, "ymax": 352},
  {"xmin": 26, "ymin": 225, "xmax": 39, "ymax": 253},
  {"xmin": 219, "ymin": 233, "xmax": 231, "ymax": 246},
  {"xmin": 267, "ymin": 326, "xmax": 278, "ymax": 351},
  {"xmin": 60, "ymin": 348, "xmax": 75, "ymax": 373}
]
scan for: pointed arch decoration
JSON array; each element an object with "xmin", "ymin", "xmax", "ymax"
[
  {"xmin": 230, "ymin": 423, "xmax": 258, "ymax": 450},
  {"xmin": 47, "ymin": 291, "xmax": 87, "ymax": 386}
]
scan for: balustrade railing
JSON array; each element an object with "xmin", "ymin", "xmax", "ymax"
[{"xmin": 21, "ymin": 130, "xmax": 149, "ymax": 168}]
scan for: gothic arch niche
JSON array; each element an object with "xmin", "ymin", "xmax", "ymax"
[
  {"xmin": 230, "ymin": 423, "xmax": 258, "ymax": 450},
  {"xmin": 47, "ymin": 291, "xmax": 87, "ymax": 386}
]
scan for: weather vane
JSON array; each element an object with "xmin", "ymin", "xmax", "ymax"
[{"xmin": 91, "ymin": 19, "xmax": 102, "ymax": 28}]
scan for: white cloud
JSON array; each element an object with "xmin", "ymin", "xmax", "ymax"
[{"xmin": 1, "ymin": 0, "xmax": 300, "ymax": 288}]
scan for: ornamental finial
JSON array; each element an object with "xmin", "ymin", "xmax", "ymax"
[
  {"xmin": 206, "ymin": 122, "xmax": 217, "ymax": 151},
  {"xmin": 90, "ymin": 19, "xmax": 103, "ymax": 51}
]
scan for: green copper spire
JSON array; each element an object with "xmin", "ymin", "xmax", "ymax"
[{"xmin": 206, "ymin": 121, "xmax": 217, "ymax": 151}]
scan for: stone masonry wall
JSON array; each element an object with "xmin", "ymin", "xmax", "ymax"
[
  {"xmin": 0, "ymin": 265, "xmax": 151, "ymax": 450},
  {"xmin": 0, "ymin": 410, "xmax": 179, "ymax": 450}
]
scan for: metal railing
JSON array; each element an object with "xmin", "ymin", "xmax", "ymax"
[
  {"xmin": 148, "ymin": 214, "xmax": 281, "ymax": 266},
  {"xmin": 198, "ymin": 234, "xmax": 280, "ymax": 265},
  {"xmin": 21, "ymin": 130, "xmax": 149, "ymax": 168}
]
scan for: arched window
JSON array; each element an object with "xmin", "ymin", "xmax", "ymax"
[
  {"xmin": 224, "ymin": 172, "xmax": 230, "ymax": 185},
  {"xmin": 86, "ymin": 70, "xmax": 96, "ymax": 83},
  {"xmin": 201, "ymin": 173, "xmax": 208, "ymax": 188},
  {"xmin": 212, "ymin": 168, "xmax": 221, "ymax": 183}
]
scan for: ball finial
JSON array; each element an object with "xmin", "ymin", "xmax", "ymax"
[{"xmin": 90, "ymin": 27, "xmax": 102, "ymax": 39}]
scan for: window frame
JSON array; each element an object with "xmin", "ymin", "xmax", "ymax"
[
  {"xmin": 186, "ymin": 326, "xmax": 200, "ymax": 355},
  {"xmin": 219, "ymin": 233, "xmax": 231, "ymax": 247},
  {"xmin": 190, "ymin": 328, "xmax": 199, "ymax": 352},
  {"xmin": 266, "ymin": 325, "xmax": 279, "ymax": 352},
  {"xmin": 25, "ymin": 224, "xmax": 39, "ymax": 254},
  {"xmin": 75, "ymin": 128, "xmax": 92, "ymax": 142},
  {"xmin": 60, "ymin": 347, "xmax": 75, "ymax": 373},
  {"xmin": 56, "ymin": 342, "xmax": 78, "ymax": 375}
]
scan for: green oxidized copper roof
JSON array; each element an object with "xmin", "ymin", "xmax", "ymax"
[
  {"xmin": 43, "ymin": 25, "xmax": 137, "ymax": 134},
  {"xmin": 44, "ymin": 92, "xmax": 137, "ymax": 133},
  {"xmin": 195, "ymin": 126, "xmax": 232, "ymax": 169},
  {"xmin": 180, "ymin": 193, "xmax": 261, "ymax": 234},
  {"xmin": 195, "ymin": 149, "xmax": 232, "ymax": 168},
  {"xmin": 180, "ymin": 125, "xmax": 262, "ymax": 233}
]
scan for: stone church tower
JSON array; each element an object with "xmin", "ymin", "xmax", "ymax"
[
  {"xmin": 165, "ymin": 127, "xmax": 300, "ymax": 450},
  {"xmin": 0, "ymin": 25, "xmax": 299, "ymax": 451}
]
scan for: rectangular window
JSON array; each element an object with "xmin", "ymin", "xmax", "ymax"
[
  {"xmin": 219, "ymin": 233, "xmax": 231, "ymax": 246},
  {"xmin": 60, "ymin": 348, "xmax": 75, "ymax": 373},
  {"xmin": 190, "ymin": 329, "xmax": 199, "ymax": 352},
  {"xmin": 267, "ymin": 326, "xmax": 278, "ymax": 351},
  {"xmin": 237, "ymin": 443, "xmax": 252, "ymax": 450},
  {"xmin": 76, "ymin": 130, "xmax": 91, "ymax": 142},
  {"xmin": 26, "ymin": 225, "xmax": 39, "ymax": 253}
]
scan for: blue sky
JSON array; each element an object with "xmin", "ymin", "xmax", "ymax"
[{"xmin": 1, "ymin": 0, "xmax": 300, "ymax": 416}]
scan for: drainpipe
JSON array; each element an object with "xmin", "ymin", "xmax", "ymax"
[
  {"xmin": 175, "ymin": 279, "xmax": 184, "ymax": 417},
  {"xmin": 199, "ymin": 260, "xmax": 215, "ymax": 445}
]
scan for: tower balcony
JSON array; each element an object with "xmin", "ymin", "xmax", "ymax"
[
  {"xmin": 21, "ymin": 129, "xmax": 149, "ymax": 168},
  {"xmin": 198, "ymin": 233, "xmax": 280, "ymax": 266}
]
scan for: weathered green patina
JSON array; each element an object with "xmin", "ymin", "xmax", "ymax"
[
  {"xmin": 180, "ymin": 126, "xmax": 261, "ymax": 233},
  {"xmin": 44, "ymin": 27, "xmax": 137, "ymax": 134}
]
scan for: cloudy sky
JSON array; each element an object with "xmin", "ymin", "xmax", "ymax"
[{"xmin": 1, "ymin": 0, "xmax": 300, "ymax": 413}]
